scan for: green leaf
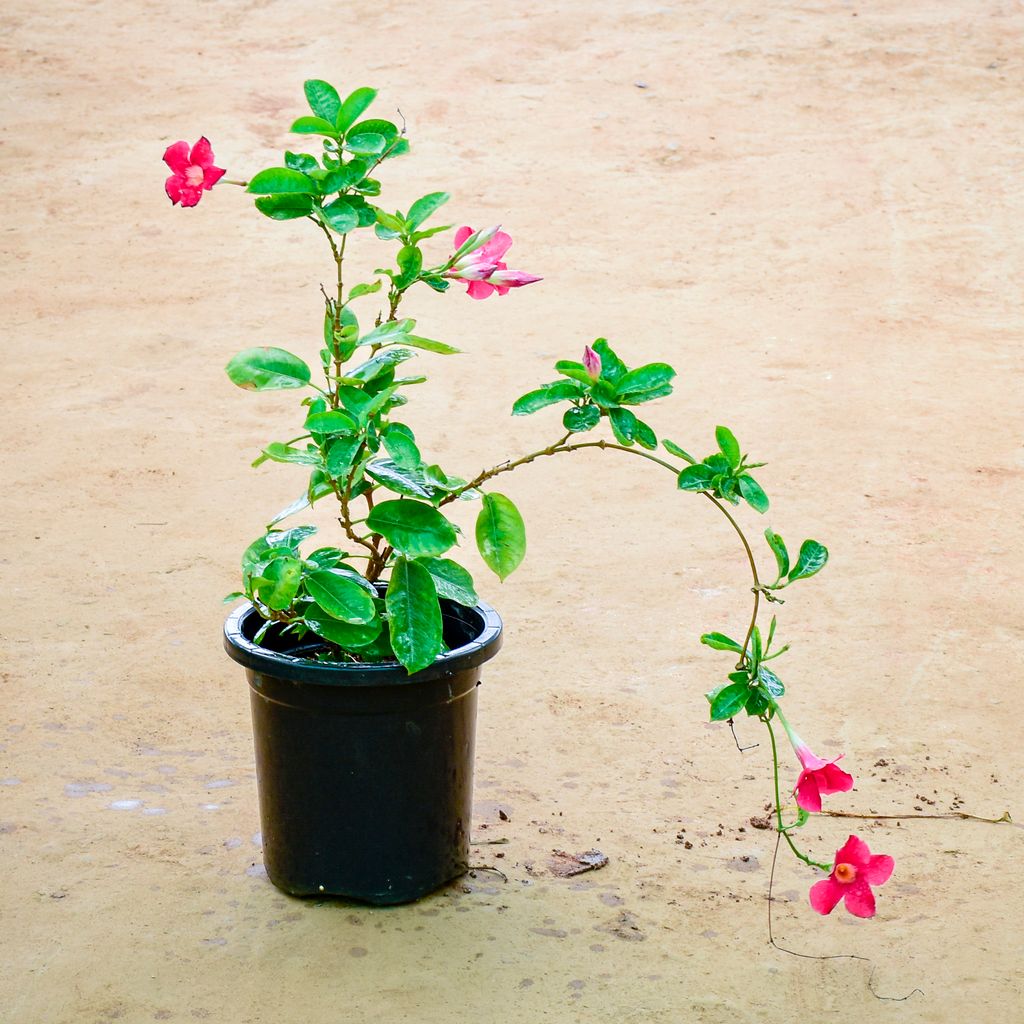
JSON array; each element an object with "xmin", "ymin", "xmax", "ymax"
[
  {"xmin": 223, "ymin": 591, "xmax": 246, "ymax": 604},
  {"xmin": 303, "ymin": 604, "xmax": 381, "ymax": 648},
  {"xmin": 787, "ymin": 540, "xmax": 829, "ymax": 584},
  {"xmin": 348, "ymin": 280, "xmax": 383, "ymax": 301},
  {"xmin": 347, "ymin": 348, "xmax": 415, "ymax": 384},
  {"xmin": 348, "ymin": 118, "xmax": 399, "ymax": 143},
  {"xmin": 345, "ymin": 133, "xmax": 386, "ymax": 156},
  {"xmin": 321, "ymin": 199, "xmax": 361, "ymax": 234},
  {"xmin": 677, "ymin": 464, "xmax": 715, "ymax": 492},
  {"xmin": 554, "ymin": 360, "xmax": 595, "ymax": 385},
  {"xmin": 289, "ymin": 115, "xmax": 339, "ymax": 137},
  {"xmin": 716, "ymin": 426, "xmax": 741, "ymax": 468},
  {"xmin": 476, "ymin": 493, "xmax": 526, "ymax": 581},
  {"xmin": 563, "ymin": 404, "xmax": 601, "ymax": 433},
  {"xmin": 663, "ymin": 439, "xmax": 696, "ymax": 464},
  {"xmin": 399, "ymin": 335, "xmax": 461, "ymax": 355},
  {"xmin": 304, "ymin": 80, "xmax": 341, "ymax": 123},
  {"xmin": 259, "ymin": 443, "xmax": 323, "ymax": 467},
  {"xmin": 335, "ymin": 87, "xmax": 377, "ymax": 132},
  {"xmin": 305, "ymin": 546, "xmax": 344, "ymax": 569},
  {"xmin": 706, "ymin": 680, "xmax": 749, "ymax": 721},
  {"xmin": 608, "ymin": 407, "xmax": 638, "ymax": 446},
  {"xmin": 265, "ymin": 524, "xmax": 318, "ymax": 551},
  {"xmin": 381, "ymin": 426, "xmax": 422, "ymax": 469},
  {"xmin": 750, "ymin": 625, "xmax": 763, "ymax": 668},
  {"xmin": 365, "ymin": 459, "xmax": 435, "ymax": 499},
  {"xmin": 512, "ymin": 380, "xmax": 582, "ymax": 416},
  {"xmin": 285, "ymin": 151, "xmax": 319, "ymax": 173},
  {"xmin": 700, "ymin": 632, "xmax": 744, "ymax": 653},
  {"xmin": 268, "ymin": 491, "xmax": 311, "ymax": 527},
  {"xmin": 764, "ymin": 529, "xmax": 790, "ymax": 581},
  {"xmin": 254, "ymin": 193, "xmax": 314, "ymax": 220},
  {"xmin": 305, "ymin": 570, "xmax": 376, "ymax": 624},
  {"xmin": 386, "ymin": 557, "xmax": 443, "ymax": 673},
  {"xmin": 366, "ymin": 499, "xmax": 458, "ymax": 557},
  {"xmin": 589, "ymin": 379, "xmax": 619, "ymax": 408},
  {"xmin": 615, "ymin": 363, "xmax": 676, "ymax": 404},
  {"xmin": 745, "ymin": 687, "xmax": 773, "ymax": 718},
  {"xmin": 407, "ymin": 192, "xmax": 450, "ymax": 229},
  {"xmin": 304, "ymin": 409, "xmax": 357, "ymax": 435},
  {"xmin": 591, "ymin": 338, "xmax": 627, "ymax": 383},
  {"xmin": 394, "ymin": 245, "xmax": 422, "ymax": 289},
  {"xmin": 246, "ymin": 168, "xmax": 316, "ymax": 194},
  {"xmin": 226, "ymin": 347, "xmax": 312, "ymax": 391},
  {"xmin": 326, "ymin": 436, "xmax": 361, "ymax": 476},
  {"xmin": 738, "ymin": 474, "xmax": 769, "ymax": 513},
  {"xmin": 756, "ymin": 665, "xmax": 784, "ymax": 698},
  {"xmin": 633, "ymin": 419, "xmax": 658, "ymax": 450},
  {"xmin": 418, "ymin": 557, "xmax": 478, "ymax": 607},
  {"xmin": 358, "ymin": 318, "xmax": 414, "ymax": 347},
  {"xmin": 385, "ymin": 138, "xmax": 410, "ymax": 159},
  {"xmin": 256, "ymin": 556, "xmax": 302, "ymax": 611}
]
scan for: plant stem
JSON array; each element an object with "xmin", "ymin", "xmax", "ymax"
[{"xmin": 765, "ymin": 717, "xmax": 833, "ymax": 871}]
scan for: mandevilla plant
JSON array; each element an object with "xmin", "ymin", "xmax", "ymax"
[{"xmin": 167, "ymin": 79, "xmax": 895, "ymax": 918}]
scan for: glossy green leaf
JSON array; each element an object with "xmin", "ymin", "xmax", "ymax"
[
  {"xmin": 266, "ymin": 524, "xmax": 318, "ymax": 551},
  {"xmin": 365, "ymin": 459, "xmax": 435, "ymax": 499},
  {"xmin": 381, "ymin": 427, "xmax": 421, "ymax": 469},
  {"xmin": 608, "ymin": 407, "xmax": 638, "ymax": 446},
  {"xmin": 259, "ymin": 443, "xmax": 322, "ymax": 467},
  {"xmin": 348, "ymin": 118, "xmax": 399, "ymax": 143},
  {"xmin": 512, "ymin": 380, "xmax": 582, "ymax": 416},
  {"xmin": 335, "ymin": 87, "xmax": 377, "ymax": 132},
  {"xmin": 407, "ymin": 191, "xmax": 450, "ymax": 229},
  {"xmin": 348, "ymin": 280, "xmax": 383, "ymax": 301},
  {"xmin": 563, "ymin": 404, "xmax": 601, "ymax": 433},
  {"xmin": 738, "ymin": 474, "xmax": 769, "ymax": 513},
  {"xmin": 716, "ymin": 426, "xmax": 741, "ymax": 468},
  {"xmin": 358, "ymin": 318, "xmax": 414, "ymax": 347},
  {"xmin": 386, "ymin": 557, "xmax": 443, "ymax": 673},
  {"xmin": 677, "ymin": 464, "xmax": 715, "ymax": 492},
  {"xmin": 591, "ymin": 338, "xmax": 627, "ymax": 383},
  {"xmin": 700, "ymin": 632, "xmax": 744, "ymax": 653},
  {"xmin": 326, "ymin": 436, "xmax": 361, "ymax": 477},
  {"xmin": 290, "ymin": 115, "xmax": 339, "ymax": 137},
  {"xmin": 663, "ymin": 439, "xmax": 696, "ymax": 464},
  {"xmin": 305, "ymin": 570, "xmax": 376, "ymax": 624},
  {"xmin": 347, "ymin": 348, "xmax": 415, "ymax": 384},
  {"xmin": 614, "ymin": 363, "xmax": 676, "ymax": 403},
  {"xmin": 756, "ymin": 665, "xmax": 785, "ymax": 698},
  {"xmin": 787, "ymin": 540, "xmax": 829, "ymax": 584},
  {"xmin": 246, "ymin": 168, "xmax": 316, "ymax": 194},
  {"xmin": 706, "ymin": 680, "xmax": 749, "ymax": 721},
  {"xmin": 589, "ymin": 379, "xmax": 619, "ymax": 408},
  {"xmin": 268, "ymin": 491, "xmax": 311, "ymax": 527},
  {"xmin": 304, "ymin": 409, "xmax": 357, "ymax": 435},
  {"xmin": 366, "ymin": 499, "xmax": 457, "ymax": 557},
  {"xmin": 304, "ymin": 80, "xmax": 341, "ymax": 123},
  {"xmin": 394, "ymin": 245, "xmax": 422, "ymax": 289},
  {"xmin": 764, "ymin": 529, "xmax": 790, "ymax": 581},
  {"xmin": 305, "ymin": 546, "xmax": 344, "ymax": 569},
  {"xmin": 633, "ymin": 419, "xmax": 658, "ymax": 450},
  {"xmin": 476, "ymin": 492, "xmax": 526, "ymax": 581},
  {"xmin": 385, "ymin": 138, "xmax": 410, "ymax": 159},
  {"xmin": 418, "ymin": 557, "xmax": 478, "ymax": 607},
  {"xmin": 254, "ymin": 193, "xmax": 314, "ymax": 220},
  {"xmin": 226, "ymin": 347, "xmax": 312, "ymax": 391},
  {"xmin": 285, "ymin": 151, "xmax": 319, "ymax": 173},
  {"xmin": 553, "ymin": 360, "xmax": 593, "ymax": 385},
  {"xmin": 256, "ymin": 556, "xmax": 302, "ymax": 610},
  {"xmin": 303, "ymin": 604, "xmax": 381, "ymax": 648},
  {"xmin": 345, "ymin": 132, "xmax": 386, "ymax": 155},
  {"xmin": 321, "ymin": 199, "xmax": 360, "ymax": 234}
]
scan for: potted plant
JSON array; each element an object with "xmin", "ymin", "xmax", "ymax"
[{"xmin": 166, "ymin": 79, "xmax": 895, "ymax": 916}]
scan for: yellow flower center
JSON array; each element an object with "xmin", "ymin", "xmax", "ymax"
[
  {"xmin": 185, "ymin": 164, "xmax": 205, "ymax": 186},
  {"xmin": 834, "ymin": 862, "xmax": 857, "ymax": 884}
]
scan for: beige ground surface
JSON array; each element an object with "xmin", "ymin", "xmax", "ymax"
[{"xmin": 2, "ymin": 1, "xmax": 1023, "ymax": 1021}]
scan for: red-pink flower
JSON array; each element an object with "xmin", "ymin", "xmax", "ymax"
[
  {"xmin": 163, "ymin": 137, "xmax": 225, "ymax": 207},
  {"xmin": 809, "ymin": 835, "xmax": 894, "ymax": 918},
  {"xmin": 583, "ymin": 345, "xmax": 602, "ymax": 380},
  {"xmin": 450, "ymin": 225, "xmax": 542, "ymax": 300},
  {"xmin": 793, "ymin": 741, "xmax": 854, "ymax": 813}
]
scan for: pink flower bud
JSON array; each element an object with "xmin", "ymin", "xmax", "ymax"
[{"xmin": 583, "ymin": 345, "xmax": 602, "ymax": 380}]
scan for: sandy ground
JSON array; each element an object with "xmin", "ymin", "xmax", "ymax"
[{"xmin": 2, "ymin": 1, "xmax": 1023, "ymax": 1021}]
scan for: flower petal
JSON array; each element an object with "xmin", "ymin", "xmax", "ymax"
[
  {"xmin": 794, "ymin": 770, "xmax": 823, "ymax": 813},
  {"xmin": 864, "ymin": 853, "xmax": 895, "ymax": 887},
  {"xmin": 203, "ymin": 164, "xmax": 226, "ymax": 190},
  {"xmin": 163, "ymin": 141, "xmax": 191, "ymax": 174},
  {"xmin": 165, "ymin": 174, "xmax": 185, "ymax": 204},
  {"xmin": 809, "ymin": 878, "xmax": 844, "ymax": 915},
  {"xmin": 190, "ymin": 136, "xmax": 215, "ymax": 169},
  {"xmin": 478, "ymin": 230, "xmax": 513, "ymax": 262},
  {"xmin": 842, "ymin": 878, "xmax": 877, "ymax": 918},
  {"xmin": 178, "ymin": 185, "xmax": 204, "ymax": 208},
  {"xmin": 466, "ymin": 279, "xmax": 495, "ymax": 300},
  {"xmin": 454, "ymin": 225, "xmax": 473, "ymax": 248},
  {"xmin": 834, "ymin": 834, "xmax": 872, "ymax": 869},
  {"xmin": 818, "ymin": 762, "xmax": 854, "ymax": 796}
]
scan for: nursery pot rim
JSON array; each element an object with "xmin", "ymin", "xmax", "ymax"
[{"xmin": 223, "ymin": 599, "xmax": 502, "ymax": 688}]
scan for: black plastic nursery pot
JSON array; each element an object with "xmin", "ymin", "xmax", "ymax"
[{"xmin": 223, "ymin": 597, "xmax": 502, "ymax": 905}]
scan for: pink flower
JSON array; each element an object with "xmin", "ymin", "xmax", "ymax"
[
  {"xmin": 164, "ymin": 137, "xmax": 225, "ymax": 207},
  {"xmin": 809, "ymin": 835, "xmax": 894, "ymax": 918},
  {"xmin": 583, "ymin": 345, "xmax": 602, "ymax": 380},
  {"xmin": 450, "ymin": 225, "xmax": 542, "ymax": 300},
  {"xmin": 793, "ymin": 741, "xmax": 854, "ymax": 813}
]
